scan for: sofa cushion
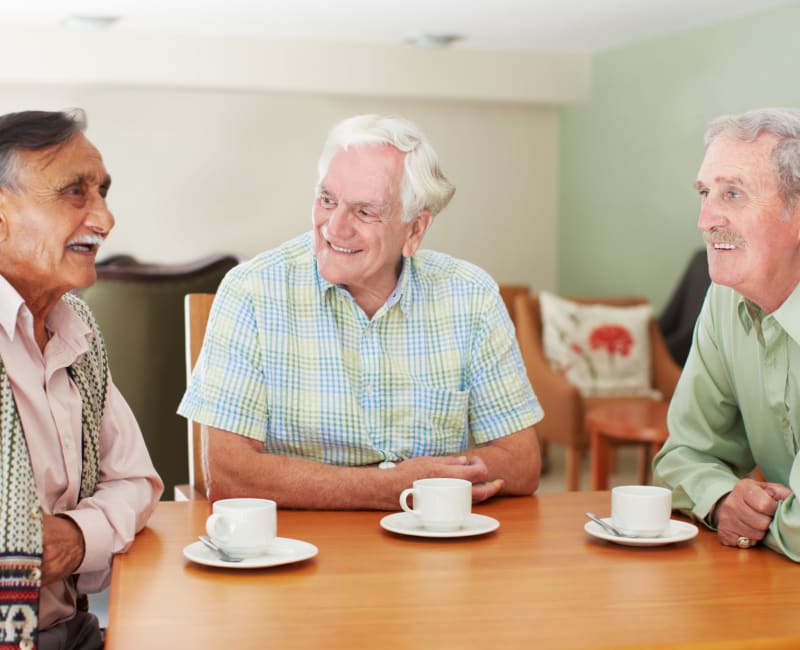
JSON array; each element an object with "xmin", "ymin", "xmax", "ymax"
[{"xmin": 539, "ymin": 292, "xmax": 659, "ymax": 398}]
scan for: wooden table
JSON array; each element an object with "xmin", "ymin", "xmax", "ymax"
[
  {"xmin": 106, "ymin": 492, "xmax": 800, "ymax": 650},
  {"xmin": 587, "ymin": 402, "xmax": 670, "ymax": 490}
]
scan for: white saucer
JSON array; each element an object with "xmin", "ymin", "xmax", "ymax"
[
  {"xmin": 380, "ymin": 512, "xmax": 500, "ymax": 538},
  {"xmin": 584, "ymin": 517, "xmax": 699, "ymax": 547},
  {"xmin": 183, "ymin": 536, "xmax": 318, "ymax": 568}
]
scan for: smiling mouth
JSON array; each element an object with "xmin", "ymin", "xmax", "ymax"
[
  {"xmin": 711, "ymin": 242, "xmax": 736, "ymax": 250},
  {"xmin": 329, "ymin": 241, "xmax": 361, "ymax": 254},
  {"xmin": 66, "ymin": 234, "xmax": 105, "ymax": 253}
]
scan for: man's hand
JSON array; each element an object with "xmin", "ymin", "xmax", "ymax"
[
  {"xmin": 715, "ymin": 479, "xmax": 793, "ymax": 547},
  {"xmin": 393, "ymin": 455, "xmax": 504, "ymax": 504},
  {"xmin": 41, "ymin": 514, "xmax": 85, "ymax": 585}
]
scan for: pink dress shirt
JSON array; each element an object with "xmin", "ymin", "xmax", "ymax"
[{"xmin": 0, "ymin": 276, "xmax": 163, "ymax": 630}]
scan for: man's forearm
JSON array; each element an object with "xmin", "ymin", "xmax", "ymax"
[
  {"xmin": 467, "ymin": 427, "xmax": 541, "ymax": 495},
  {"xmin": 207, "ymin": 427, "xmax": 407, "ymax": 509},
  {"xmin": 206, "ymin": 426, "xmax": 518, "ymax": 509}
]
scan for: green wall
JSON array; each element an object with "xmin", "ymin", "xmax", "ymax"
[{"xmin": 558, "ymin": 3, "xmax": 800, "ymax": 311}]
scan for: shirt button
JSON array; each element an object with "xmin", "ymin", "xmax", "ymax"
[
  {"xmin": 30, "ymin": 506, "xmax": 42, "ymax": 519},
  {"xmin": 29, "ymin": 568, "xmax": 42, "ymax": 582},
  {"xmin": 782, "ymin": 417, "xmax": 791, "ymax": 428},
  {"xmin": 20, "ymin": 639, "xmax": 34, "ymax": 650}
]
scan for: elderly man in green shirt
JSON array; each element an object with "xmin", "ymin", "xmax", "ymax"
[{"xmin": 654, "ymin": 107, "xmax": 800, "ymax": 560}]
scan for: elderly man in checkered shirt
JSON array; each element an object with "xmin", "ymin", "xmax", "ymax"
[{"xmin": 179, "ymin": 114, "xmax": 543, "ymax": 509}]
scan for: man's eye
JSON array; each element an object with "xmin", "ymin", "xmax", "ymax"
[
  {"xmin": 725, "ymin": 190, "xmax": 741, "ymax": 200},
  {"xmin": 65, "ymin": 185, "xmax": 85, "ymax": 196},
  {"xmin": 357, "ymin": 208, "xmax": 382, "ymax": 222},
  {"xmin": 319, "ymin": 195, "xmax": 335, "ymax": 208},
  {"xmin": 698, "ymin": 189, "xmax": 709, "ymax": 199}
]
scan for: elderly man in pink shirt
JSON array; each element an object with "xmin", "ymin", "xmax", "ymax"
[{"xmin": 0, "ymin": 109, "xmax": 163, "ymax": 650}]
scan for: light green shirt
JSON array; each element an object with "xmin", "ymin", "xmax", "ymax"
[{"xmin": 653, "ymin": 281, "xmax": 800, "ymax": 561}]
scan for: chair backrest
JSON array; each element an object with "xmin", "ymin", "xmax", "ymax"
[
  {"xmin": 512, "ymin": 293, "xmax": 681, "ymax": 445},
  {"xmin": 184, "ymin": 293, "xmax": 216, "ymax": 500},
  {"xmin": 498, "ymin": 284, "xmax": 529, "ymax": 327},
  {"xmin": 519, "ymin": 294, "xmax": 680, "ymax": 399},
  {"xmin": 80, "ymin": 254, "xmax": 239, "ymax": 498},
  {"xmin": 657, "ymin": 249, "xmax": 711, "ymax": 366}
]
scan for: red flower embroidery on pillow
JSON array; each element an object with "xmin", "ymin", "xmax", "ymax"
[{"xmin": 588, "ymin": 324, "xmax": 634, "ymax": 357}]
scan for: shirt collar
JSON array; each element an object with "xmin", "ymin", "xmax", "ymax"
[
  {"xmin": 385, "ymin": 257, "xmax": 410, "ymax": 310},
  {"xmin": 736, "ymin": 281, "xmax": 800, "ymax": 345},
  {"xmin": 771, "ymin": 281, "xmax": 800, "ymax": 345},
  {"xmin": 0, "ymin": 274, "xmax": 25, "ymax": 341},
  {"xmin": 0, "ymin": 274, "xmax": 91, "ymax": 350},
  {"xmin": 313, "ymin": 247, "xmax": 414, "ymax": 316}
]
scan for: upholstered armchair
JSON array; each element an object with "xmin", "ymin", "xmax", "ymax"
[
  {"xmin": 80, "ymin": 254, "xmax": 240, "ymax": 497},
  {"xmin": 498, "ymin": 284, "xmax": 530, "ymax": 328},
  {"xmin": 513, "ymin": 294, "xmax": 681, "ymax": 490}
]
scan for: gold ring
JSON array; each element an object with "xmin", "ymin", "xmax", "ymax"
[{"xmin": 737, "ymin": 536, "xmax": 753, "ymax": 549}]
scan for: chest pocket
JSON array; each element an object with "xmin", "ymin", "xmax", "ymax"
[{"xmin": 402, "ymin": 384, "xmax": 470, "ymax": 456}]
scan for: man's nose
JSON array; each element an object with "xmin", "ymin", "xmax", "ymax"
[
  {"xmin": 697, "ymin": 198, "xmax": 724, "ymax": 232},
  {"xmin": 325, "ymin": 201, "xmax": 354, "ymax": 235},
  {"xmin": 86, "ymin": 194, "xmax": 115, "ymax": 234}
]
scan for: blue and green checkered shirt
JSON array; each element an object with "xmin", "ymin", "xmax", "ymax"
[{"xmin": 178, "ymin": 232, "xmax": 542, "ymax": 466}]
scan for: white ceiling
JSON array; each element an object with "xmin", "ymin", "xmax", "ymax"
[{"xmin": 0, "ymin": 0, "xmax": 795, "ymax": 54}]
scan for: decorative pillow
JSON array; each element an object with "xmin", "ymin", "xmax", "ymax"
[{"xmin": 539, "ymin": 292, "xmax": 659, "ymax": 398}]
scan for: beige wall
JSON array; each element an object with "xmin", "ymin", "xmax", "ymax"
[
  {"xmin": 0, "ymin": 27, "xmax": 585, "ymax": 292},
  {"xmin": 0, "ymin": 85, "xmax": 560, "ymax": 291}
]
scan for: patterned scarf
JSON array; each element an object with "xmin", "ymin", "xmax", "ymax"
[{"xmin": 0, "ymin": 294, "xmax": 107, "ymax": 649}]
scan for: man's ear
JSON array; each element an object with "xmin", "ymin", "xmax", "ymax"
[{"xmin": 402, "ymin": 210, "xmax": 433, "ymax": 258}]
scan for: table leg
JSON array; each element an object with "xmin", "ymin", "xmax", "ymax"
[{"xmin": 590, "ymin": 427, "xmax": 611, "ymax": 491}]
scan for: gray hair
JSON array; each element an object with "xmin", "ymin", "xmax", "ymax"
[
  {"xmin": 315, "ymin": 114, "xmax": 456, "ymax": 222},
  {"xmin": 705, "ymin": 107, "xmax": 800, "ymax": 211},
  {"xmin": 0, "ymin": 108, "xmax": 87, "ymax": 191}
]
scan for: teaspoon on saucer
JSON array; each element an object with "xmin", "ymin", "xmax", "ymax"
[
  {"xmin": 585, "ymin": 512, "xmax": 625, "ymax": 538},
  {"xmin": 198, "ymin": 535, "xmax": 243, "ymax": 563}
]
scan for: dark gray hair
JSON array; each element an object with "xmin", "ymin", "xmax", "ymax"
[
  {"xmin": 705, "ymin": 107, "xmax": 800, "ymax": 211},
  {"xmin": 0, "ymin": 108, "xmax": 87, "ymax": 190},
  {"xmin": 316, "ymin": 114, "xmax": 456, "ymax": 223}
]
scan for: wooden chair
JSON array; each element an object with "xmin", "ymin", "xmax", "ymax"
[
  {"xmin": 513, "ymin": 293, "xmax": 681, "ymax": 491},
  {"xmin": 173, "ymin": 293, "xmax": 216, "ymax": 501}
]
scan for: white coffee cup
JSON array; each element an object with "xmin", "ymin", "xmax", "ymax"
[
  {"xmin": 611, "ymin": 485, "xmax": 672, "ymax": 538},
  {"xmin": 399, "ymin": 478, "xmax": 472, "ymax": 531},
  {"xmin": 206, "ymin": 498, "xmax": 277, "ymax": 558}
]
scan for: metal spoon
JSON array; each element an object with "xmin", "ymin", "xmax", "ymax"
[
  {"xmin": 585, "ymin": 512, "xmax": 625, "ymax": 538},
  {"xmin": 198, "ymin": 535, "xmax": 243, "ymax": 563}
]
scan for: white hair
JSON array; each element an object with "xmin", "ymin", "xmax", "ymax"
[
  {"xmin": 705, "ymin": 107, "xmax": 800, "ymax": 211},
  {"xmin": 315, "ymin": 114, "xmax": 455, "ymax": 222}
]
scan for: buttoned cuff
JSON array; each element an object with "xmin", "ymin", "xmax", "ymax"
[
  {"xmin": 62, "ymin": 507, "xmax": 113, "ymax": 574},
  {"xmin": 693, "ymin": 482, "xmax": 735, "ymax": 530}
]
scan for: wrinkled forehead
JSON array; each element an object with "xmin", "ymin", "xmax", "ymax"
[
  {"xmin": 15, "ymin": 132, "xmax": 108, "ymax": 187},
  {"xmin": 321, "ymin": 145, "xmax": 405, "ymax": 201},
  {"xmin": 697, "ymin": 133, "xmax": 779, "ymax": 185}
]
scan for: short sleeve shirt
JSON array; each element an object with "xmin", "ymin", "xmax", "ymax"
[{"xmin": 178, "ymin": 232, "xmax": 542, "ymax": 466}]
